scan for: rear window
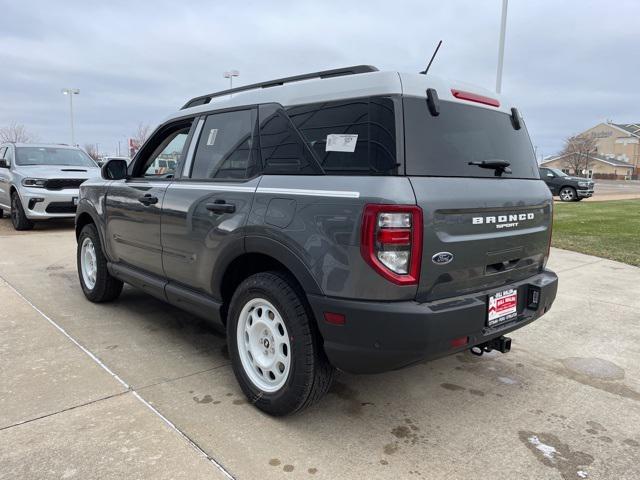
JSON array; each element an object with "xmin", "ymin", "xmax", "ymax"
[{"xmin": 403, "ymin": 97, "xmax": 538, "ymax": 179}]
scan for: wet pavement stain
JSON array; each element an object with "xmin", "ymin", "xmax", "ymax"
[
  {"xmin": 555, "ymin": 358, "xmax": 640, "ymax": 401},
  {"xmin": 232, "ymin": 398, "xmax": 246, "ymax": 405},
  {"xmin": 193, "ymin": 394, "xmax": 213, "ymax": 404},
  {"xmin": 599, "ymin": 436, "xmax": 613, "ymax": 443},
  {"xmin": 379, "ymin": 460, "xmax": 388, "ymax": 465},
  {"xmin": 329, "ymin": 381, "xmax": 364, "ymax": 416},
  {"xmin": 269, "ymin": 458, "xmax": 281, "ymax": 466},
  {"xmin": 46, "ymin": 265, "xmax": 65, "ymax": 271},
  {"xmin": 383, "ymin": 442, "xmax": 399, "ymax": 455},
  {"xmin": 561, "ymin": 357, "xmax": 624, "ymax": 381},
  {"xmin": 307, "ymin": 467, "xmax": 318, "ymax": 474},
  {"xmin": 469, "ymin": 389, "xmax": 485, "ymax": 396},
  {"xmin": 623, "ymin": 439, "xmax": 639, "ymax": 447},
  {"xmin": 440, "ymin": 383, "xmax": 465, "ymax": 391},
  {"xmin": 518, "ymin": 430, "xmax": 594, "ymax": 480},
  {"xmin": 283, "ymin": 464, "xmax": 294, "ymax": 472},
  {"xmin": 105, "ymin": 344, "xmax": 118, "ymax": 350}
]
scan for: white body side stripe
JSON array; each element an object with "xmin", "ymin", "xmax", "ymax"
[
  {"xmin": 168, "ymin": 183, "xmax": 256, "ymax": 192},
  {"xmin": 256, "ymin": 187, "xmax": 360, "ymax": 198}
]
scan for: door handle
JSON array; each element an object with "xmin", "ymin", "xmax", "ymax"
[
  {"xmin": 138, "ymin": 194, "xmax": 158, "ymax": 206},
  {"xmin": 206, "ymin": 200, "xmax": 235, "ymax": 214}
]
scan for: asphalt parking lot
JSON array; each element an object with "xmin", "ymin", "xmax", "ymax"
[{"xmin": 1, "ymin": 217, "xmax": 639, "ymax": 480}]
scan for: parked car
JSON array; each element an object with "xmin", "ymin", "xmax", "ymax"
[
  {"xmin": 0, "ymin": 143, "xmax": 101, "ymax": 230},
  {"xmin": 75, "ymin": 65, "xmax": 558, "ymax": 415},
  {"xmin": 539, "ymin": 167, "xmax": 594, "ymax": 201}
]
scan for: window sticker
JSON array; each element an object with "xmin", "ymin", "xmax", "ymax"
[
  {"xmin": 326, "ymin": 134, "xmax": 358, "ymax": 153},
  {"xmin": 206, "ymin": 128, "xmax": 219, "ymax": 146}
]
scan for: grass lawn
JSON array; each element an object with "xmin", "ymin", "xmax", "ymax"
[{"xmin": 552, "ymin": 199, "xmax": 640, "ymax": 266}]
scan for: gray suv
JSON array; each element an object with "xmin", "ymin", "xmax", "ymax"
[
  {"xmin": 75, "ymin": 66, "xmax": 558, "ymax": 415},
  {"xmin": 0, "ymin": 143, "xmax": 100, "ymax": 230}
]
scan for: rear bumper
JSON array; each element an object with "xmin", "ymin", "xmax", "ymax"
[{"xmin": 308, "ymin": 270, "xmax": 558, "ymax": 374}]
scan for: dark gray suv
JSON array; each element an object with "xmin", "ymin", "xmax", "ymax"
[{"xmin": 75, "ymin": 66, "xmax": 558, "ymax": 415}]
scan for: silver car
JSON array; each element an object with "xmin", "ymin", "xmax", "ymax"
[{"xmin": 0, "ymin": 143, "xmax": 101, "ymax": 230}]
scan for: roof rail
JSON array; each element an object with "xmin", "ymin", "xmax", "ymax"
[{"xmin": 181, "ymin": 65, "xmax": 379, "ymax": 110}]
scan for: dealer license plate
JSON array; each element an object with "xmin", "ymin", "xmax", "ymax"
[{"xmin": 487, "ymin": 288, "xmax": 518, "ymax": 327}]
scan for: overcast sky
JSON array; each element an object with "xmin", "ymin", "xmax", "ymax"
[{"xmin": 2, "ymin": 0, "xmax": 639, "ymax": 158}]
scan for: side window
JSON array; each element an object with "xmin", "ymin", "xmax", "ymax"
[
  {"xmin": 286, "ymin": 96, "xmax": 398, "ymax": 175},
  {"xmin": 258, "ymin": 104, "xmax": 323, "ymax": 175},
  {"xmin": 0, "ymin": 147, "xmax": 6, "ymax": 160},
  {"xmin": 4, "ymin": 147, "xmax": 14, "ymax": 164},
  {"xmin": 190, "ymin": 109, "xmax": 258, "ymax": 180},
  {"xmin": 133, "ymin": 121, "xmax": 193, "ymax": 178}
]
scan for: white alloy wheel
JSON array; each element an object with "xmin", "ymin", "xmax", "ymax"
[
  {"xmin": 236, "ymin": 298, "xmax": 291, "ymax": 392},
  {"xmin": 80, "ymin": 237, "xmax": 97, "ymax": 290}
]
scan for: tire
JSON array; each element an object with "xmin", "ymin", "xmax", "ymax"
[
  {"xmin": 227, "ymin": 271, "xmax": 335, "ymax": 416},
  {"xmin": 559, "ymin": 187, "xmax": 577, "ymax": 202},
  {"xmin": 77, "ymin": 223, "xmax": 123, "ymax": 302},
  {"xmin": 10, "ymin": 192, "xmax": 34, "ymax": 230},
  {"xmin": 0, "ymin": 208, "xmax": 3, "ymax": 218}
]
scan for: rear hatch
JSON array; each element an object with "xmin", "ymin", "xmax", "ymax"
[{"xmin": 402, "ymin": 95, "xmax": 552, "ymax": 302}]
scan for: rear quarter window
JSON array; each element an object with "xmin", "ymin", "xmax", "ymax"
[
  {"xmin": 403, "ymin": 97, "xmax": 539, "ymax": 179},
  {"xmin": 286, "ymin": 96, "xmax": 398, "ymax": 175}
]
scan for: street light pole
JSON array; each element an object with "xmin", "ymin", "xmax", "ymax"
[
  {"xmin": 61, "ymin": 88, "xmax": 80, "ymax": 145},
  {"xmin": 496, "ymin": 0, "xmax": 508, "ymax": 93},
  {"xmin": 223, "ymin": 70, "xmax": 239, "ymax": 97}
]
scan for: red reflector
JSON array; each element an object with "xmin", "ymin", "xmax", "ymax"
[
  {"xmin": 450, "ymin": 336, "xmax": 469, "ymax": 348},
  {"xmin": 377, "ymin": 228, "xmax": 411, "ymax": 245},
  {"xmin": 451, "ymin": 89, "xmax": 500, "ymax": 107},
  {"xmin": 324, "ymin": 312, "xmax": 346, "ymax": 326}
]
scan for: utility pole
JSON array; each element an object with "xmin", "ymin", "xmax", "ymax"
[
  {"xmin": 61, "ymin": 88, "xmax": 80, "ymax": 145},
  {"xmin": 496, "ymin": 0, "xmax": 508, "ymax": 93}
]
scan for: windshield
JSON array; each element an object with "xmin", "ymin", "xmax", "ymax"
[
  {"xmin": 548, "ymin": 168, "xmax": 568, "ymax": 177},
  {"xmin": 16, "ymin": 147, "xmax": 97, "ymax": 167},
  {"xmin": 403, "ymin": 98, "xmax": 539, "ymax": 179}
]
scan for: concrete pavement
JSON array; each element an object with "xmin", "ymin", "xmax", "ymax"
[{"xmin": 1, "ymin": 217, "xmax": 639, "ymax": 479}]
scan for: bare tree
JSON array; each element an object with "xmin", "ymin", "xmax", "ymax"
[
  {"xmin": 561, "ymin": 134, "xmax": 597, "ymax": 176},
  {"xmin": 0, "ymin": 121, "xmax": 38, "ymax": 143},
  {"xmin": 133, "ymin": 123, "xmax": 151, "ymax": 147},
  {"xmin": 83, "ymin": 144, "xmax": 100, "ymax": 162}
]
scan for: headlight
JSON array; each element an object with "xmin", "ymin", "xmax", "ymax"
[
  {"xmin": 22, "ymin": 178, "xmax": 47, "ymax": 188},
  {"xmin": 577, "ymin": 181, "xmax": 588, "ymax": 187}
]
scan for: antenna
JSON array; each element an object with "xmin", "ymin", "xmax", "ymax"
[{"xmin": 420, "ymin": 40, "xmax": 442, "ymax": 75}]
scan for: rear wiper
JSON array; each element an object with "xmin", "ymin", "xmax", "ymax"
[{"xmin": 468, "ymin": 160, "xmax": 512, "ymax": 176}]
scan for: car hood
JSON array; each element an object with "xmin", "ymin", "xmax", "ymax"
[
  {"xmin": 16, "ymin": 165, "xmax": 101, "ymax": 179},
  {"xmin": 564, "ymin": 176, "xmax": 591, "ymax": 183}
]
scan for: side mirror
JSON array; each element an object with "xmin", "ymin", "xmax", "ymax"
[
  {"xmin": 0, "ymin": 159, "xmax": 8, "ymax": 168},
  {"xmin": 101, "ymin": 158, "xmax": 128, "ymax": 180}
]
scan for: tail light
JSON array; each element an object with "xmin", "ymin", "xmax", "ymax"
[
  {"xmin": 543, "ymin": 203, "xmax": 553, "ymax": 268},
  {"xmin": 361, "ymin": 204, "xmax": 423, "ymax": 285}
]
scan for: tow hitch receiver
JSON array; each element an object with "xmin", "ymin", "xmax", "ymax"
[{"xmin": 470, "ymin": 335, "xmax": 512, "ymax": 356}]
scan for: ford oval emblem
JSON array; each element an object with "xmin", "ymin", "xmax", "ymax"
[{"xmin": 432, "ymin": 252, "xmax": 454, "ymax": 265}]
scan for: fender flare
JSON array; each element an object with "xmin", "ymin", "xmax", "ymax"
[
  {"xmin": 75, "ymin": 202, "xmax": 112, "ymax": 261},
  {"xmin": 211, "ymin": 235, "xmax": 323, "ymax": 300}
]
